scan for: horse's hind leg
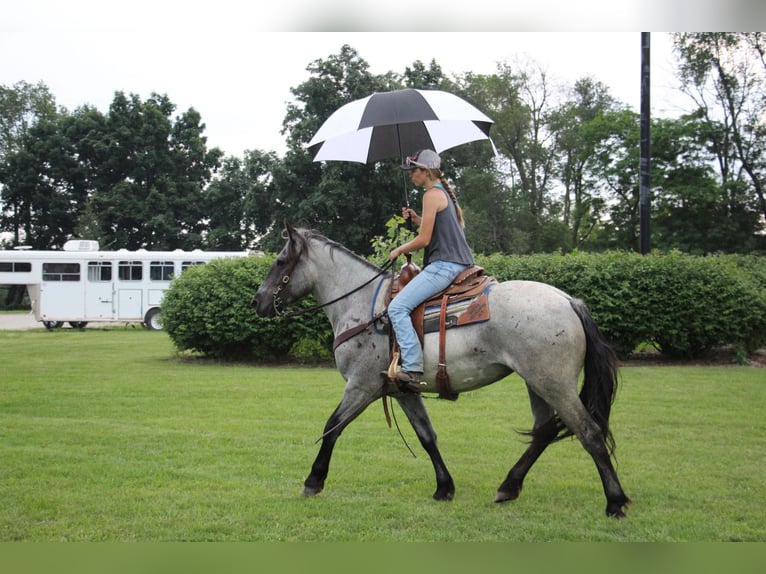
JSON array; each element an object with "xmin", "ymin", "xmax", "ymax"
[
  {"xmin": 544, "ymin": 390, "xmax": 630, "ymax": 518},
  {"xmin": 395, "ymin": 392, "xmax": 455, "ymax": 501},
  {"xmin": 495, "ymin": 386, "xmax": 558, "ymax": 503}
]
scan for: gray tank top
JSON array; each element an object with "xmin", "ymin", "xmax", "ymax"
[{"xmin": 423, "ymin": 186, "xmax": 475, "ymax": 267}]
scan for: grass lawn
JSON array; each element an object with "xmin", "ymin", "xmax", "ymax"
[{"xmin": 0, "ymin": 326, "xmax": 764, "ymax": 542}]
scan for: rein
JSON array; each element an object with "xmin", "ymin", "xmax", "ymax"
[{"xmin": 276, "ymin": 259, "xmax": 394, "ymax": 319}]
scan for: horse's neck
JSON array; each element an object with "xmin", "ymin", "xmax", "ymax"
[{"xmin": 311, "ymin": 241, "xmax": 387, "ymax": 330}]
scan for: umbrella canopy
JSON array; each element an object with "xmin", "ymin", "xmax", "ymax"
[{"xmin": 307, "ymin": 88, "xmax": 496, "ymax": 163}]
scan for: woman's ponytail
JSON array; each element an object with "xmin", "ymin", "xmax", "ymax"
[{"xmin": 440, "ymin": 176, "xmax": 465, "ymax": 228}]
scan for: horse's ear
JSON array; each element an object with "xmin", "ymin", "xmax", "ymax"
[
  {"xmin": 283, "ymin": 220, "xmax": 305, "ymax": 253},
  {"xmin": 282, "ymin": 220, "xmax": 297, "ymax": 241}
]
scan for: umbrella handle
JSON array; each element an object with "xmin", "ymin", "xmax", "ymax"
[{"xmin": 400, "ymin": 169, "xmax": 412, "ymax": 231}]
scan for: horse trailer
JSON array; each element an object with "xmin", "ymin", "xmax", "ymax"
[{"xmin": 0, "ymin": 240, "xmax": 249, "ymax": 330}]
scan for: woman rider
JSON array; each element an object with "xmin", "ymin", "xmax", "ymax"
[{"xmin": 387, "ymin": 149, "xmax": 475, "ymax": 391}]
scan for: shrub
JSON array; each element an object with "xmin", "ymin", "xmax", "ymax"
[
  {"xmin": 477, "ymin": 251, "xmax": 766, "ymax": 359},
  {"xmin": 161, "ymin": 255, "xmax": 333, "ymax": 362},
  {"xmin": 477, "ymin": 251, "xmax": 650, "ymax": 357},
  {"xmin": 163, "ymin": 251, "xmax": 765, "ymax": 363}
]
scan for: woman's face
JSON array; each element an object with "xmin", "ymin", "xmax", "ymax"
[{"xmin": 409, "ymin": 167, "xmax": 429, "ymax": 186}]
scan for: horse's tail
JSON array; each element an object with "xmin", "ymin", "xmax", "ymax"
[
  {"xmin": 526, "ymin": 298, "xmax": 620, "ymax": 455},
  {"xmin": 569, "ymin": 297, "xmax": 619, "ymax": 456}
]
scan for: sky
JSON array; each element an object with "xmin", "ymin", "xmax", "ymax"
[{"xmin": 3, "ymin": 2, "xmax": 764, "ymax": 159}]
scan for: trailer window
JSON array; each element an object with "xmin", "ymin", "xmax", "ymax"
[
  {"xmin": 150, "ymin": 261, "xmax": 175, "ymax": 281},
  {"xmin": 181, "ymin": 261, "xmax": 206, "ymax": 272},
  {"xmin": 0, "ymin": 261, "xmax": 32, "ymax": 272},
  {"xmin": 42, "ymin": 262, "xmax": 80, "ymax": 281},
  {"xmin": 88, "ymin": 261, "xmax": 112, "ymax": 281},
  {"xmin": 118, "ymin": 261, "xmax": 143, "ymax": 281}
]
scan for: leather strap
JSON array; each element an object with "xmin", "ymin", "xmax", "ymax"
[
  {"xmin": 332, "ymin": 311, "xmax": 387, "ymax": 352},
  {"xmin": 435, "ymin": 294, "xmax": 458, "ymax": 401}
]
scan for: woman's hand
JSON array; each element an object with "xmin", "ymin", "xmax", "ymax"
[{"xmin": 401, "ymin": 207, "xmax": 421, "ymax": 226}]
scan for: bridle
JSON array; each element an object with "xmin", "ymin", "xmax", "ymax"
[
  {"xmin": 270, "ymin": 254, "xmax": 394, "ymax": 319},
  {"xmin": 268, "ymin": 243, "xmax": 412, "ymax": 441}
]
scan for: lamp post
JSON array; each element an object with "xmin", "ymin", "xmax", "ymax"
[{"xmin": 640, "ymin": 32, "xmax": 651, "ymax": 254}]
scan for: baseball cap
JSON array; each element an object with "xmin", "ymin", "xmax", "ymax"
[{"xmin": 401, "ymin": 149, "xmax": 441, "ymax": 171}]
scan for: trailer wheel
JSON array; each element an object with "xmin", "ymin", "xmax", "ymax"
[
  {"xmin": 43, "ymin": 321, "xmax": 64, "ymax": 330},
  {"xmin": 144, "ymin": 307, "xmax": 163, "ymax": 331},
  {"xmin": 69, "ymin": 322, "xmax": 88, "ymax": 329}
]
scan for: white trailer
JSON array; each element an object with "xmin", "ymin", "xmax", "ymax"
[{"xmin": 0, "ymin": 240, "xmax": 250, "ymax": 330}]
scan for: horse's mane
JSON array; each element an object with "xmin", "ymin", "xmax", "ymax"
[{"xmin": 299, "ymin": 227, "xmax": 383, "ymax": 274}]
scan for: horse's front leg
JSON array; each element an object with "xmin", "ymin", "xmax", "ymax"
[
  {"xmin": 395, "ymin": 392, "xmax": 455, "ymax": 501},
  {"xmin": 303, "ymin": 386, "xmax": 379, "ymax": 497}
]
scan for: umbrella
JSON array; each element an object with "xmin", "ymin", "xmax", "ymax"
[{"xmin": 307, "ymin": 88, "xmax": 497, "ymax": 164}]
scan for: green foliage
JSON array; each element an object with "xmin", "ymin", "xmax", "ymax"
[
  {"xmin": 644, "ymin": 253, "xmax": 766, "ymax": 357},
  {"xmin": 203, "ymin": 150, "xmax": 279, "ymax": 250},
  {"xmin": 264, "ymin": 45, "xmax": 407, "ymax": 255},
  {"xmin": 368, "ymin": 214, "xmax": 417, "ymax": 266},
  {"xmin": 88, "ymin": 92, "xmax": 223, "ymax": 250},
  {"xmin": 477, "ymin": 251, "xmax": 766, "ymax": 359},
  {"xmin": 6, "ymin": 42, "xmax": 766, "ymax": 256},
  {"xmin": 160, "ymin": 248, "xmax": 765, "ymax": 363},
  {"xmin": 161, "ymin": 254, "xmax": 333, "ymax": 362},
  {"xmin": 1, "ymin": 87, "xmax": 223, "ymax": 250}
]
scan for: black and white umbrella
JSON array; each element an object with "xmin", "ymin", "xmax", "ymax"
[{"xmin": 307, "ymin": 88, "xmax": 496, "ymax": 163}]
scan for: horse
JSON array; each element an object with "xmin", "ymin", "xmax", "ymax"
[{"xmin": 252, "ymin": 222, "xmax": 630, "ymax": 518}]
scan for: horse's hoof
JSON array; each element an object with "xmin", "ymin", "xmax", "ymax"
[
  {"xmin": 302, "ymin": 485, "xmax": 323, "ymax": 497},
  {"xmin": 494, "ymin": 490, "xmax": 519, "ymax": 503},
  {"xmin": 433, "ymin": 489, "xmax": 454, "ymax": 501},
  {"xmin": 606, "ymin": 507, "xmax": 627, "ymax": 518},
  {"xmin": 605, "ymin": 496, "xmax": 631, "ymax": 517}
]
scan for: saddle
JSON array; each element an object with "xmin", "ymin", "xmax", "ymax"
[{"xmin": 388, "ymin": 264, "xmax": 497, "ymax": 400}]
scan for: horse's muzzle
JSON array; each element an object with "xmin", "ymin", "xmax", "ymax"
[{"xmin": 251, "ymin": 291, "xmax": 275, "ymax": 317}]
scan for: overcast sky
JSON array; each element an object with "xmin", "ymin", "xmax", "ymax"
[{"xmin": 3, "ymin": 2, "xmax": 762, "ymax": 158}]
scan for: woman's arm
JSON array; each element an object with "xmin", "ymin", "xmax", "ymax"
[{"xmin": 390, "ymin": 188, "xmax": 447, "ymax": 260}]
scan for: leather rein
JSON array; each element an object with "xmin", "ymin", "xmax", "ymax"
[{"xmin": 271, "ymin": 258, "xmax": 394, "ymax": 350}]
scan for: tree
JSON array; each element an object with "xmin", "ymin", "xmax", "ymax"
[
  {"xmin": 452, "ymin": 61, "xmax": 564, "ymax": 254},
  {"xmin": 650, "ymin": 113, "xmax": 761, "ymax": 253},
  {"xmin": 549, "ymin": 77, "xmax": 619, "ymax": 251},
  {"xmin": 204, "ymin": 149, "xmax": 279, "ymax": 250},
  {"xmin": 441, "ymin": 72, "xmax": 515, "ymax": 254},
  {"xmin": 0, "ymin": 81, "xmax": 57, "ymax": 245},
  {"xmin": 88, "ymin": 92, "xmax": 222, "ymax": 249},
  {"xmin": 263, "ymin": 45, "xmax": 407, "ymax": 255},
  {"xmin": 582, "ymin": 108, "xmax": 642, "ymax": 251},
  {"xmin": 674, "ymin": 32, "xmax": 766, "ymax": 230},
  {"xmin": 0, "ymin": 81, "xmax": 56, "ymax": 163}
]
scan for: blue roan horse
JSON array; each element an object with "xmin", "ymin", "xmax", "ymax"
[{"xmin": 252, "ymin": 223, "xmax": 630, "ymax": 518}]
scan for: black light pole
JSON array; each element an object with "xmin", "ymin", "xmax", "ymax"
[{"xmin": 639, "ymin": 32, "xmax": 651, "ymax": 254}]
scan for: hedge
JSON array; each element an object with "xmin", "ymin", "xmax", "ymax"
[
  {"xmin": 161, "ymin": 255, "xmax": 332, "ymax": 362},
  {"xmin": 162, "ymin": 252, "xmax": 766, "ymax": 362},
  {"xmin": 476, "ymin": 251, "xmax": 766, "ymax": 359}
]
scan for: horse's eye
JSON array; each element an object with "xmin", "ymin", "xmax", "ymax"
[{"xmin": 276, "ymin": 258, "xmax": 286, "ymax": 267}]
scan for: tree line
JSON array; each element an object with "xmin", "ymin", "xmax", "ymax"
[{"xmin": 2, "ymin": 33, "xmax": 765, "ymax": 257}]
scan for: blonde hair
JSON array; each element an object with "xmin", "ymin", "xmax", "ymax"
[{"xmin": 426, "ymin": 168, "xmax": 465, "ymax": 228}]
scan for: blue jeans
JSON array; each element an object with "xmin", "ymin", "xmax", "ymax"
[{"xmin": 388, "ymin": 260, "xmax": 469, "ymax": 373}]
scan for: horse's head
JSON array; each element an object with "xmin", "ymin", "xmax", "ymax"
[{"xmin": 252, "ymin": 221, "xmax": 315, "ymax": 317}]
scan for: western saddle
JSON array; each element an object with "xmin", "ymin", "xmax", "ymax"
[{"xmin": 386, "ymin": 262, "xmax": 497, "ymax": 400}]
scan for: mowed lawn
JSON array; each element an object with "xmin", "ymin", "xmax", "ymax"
[{"xmin": 1, "ymin": 327, "xmax": 764, "ymax": 541}]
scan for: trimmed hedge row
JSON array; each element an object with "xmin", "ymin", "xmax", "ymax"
[
  {"xmin": 162, "ymin": 252, "xmax": 766, "ymax": 362},
  {"xmin": 476, "ymin": 251, "xmax": 766, "ymax": 359},
  {"xmin": 161, "ymin": 256, "xmax": 333, "ymax": 362}
]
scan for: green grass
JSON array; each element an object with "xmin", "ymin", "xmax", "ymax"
[{"xmin": 1, "ymin": 327, "xmax": 764, "ymax": 541}]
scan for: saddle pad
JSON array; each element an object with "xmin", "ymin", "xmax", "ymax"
[{"xmin": 422, "ymin": 286, "xmax": 492, "ymax": 334}]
